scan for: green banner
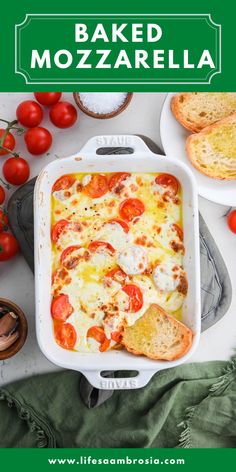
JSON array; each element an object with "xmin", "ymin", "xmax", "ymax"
[
  {"xmin": 1, "ymin": 448, "xmax": 236, "ymax": 471},
  {"xmin": 0, "ymin": 0, "xmax": 235, "ymax": 91},
  {"xmin": 15, "ymin": 14, "xmax": 220, "ymax": 86}
]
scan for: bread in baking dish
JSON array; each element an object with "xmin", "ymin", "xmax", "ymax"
[{"xmin": 122, "ymin": 304, "xmax": 193, "ymax": 361}]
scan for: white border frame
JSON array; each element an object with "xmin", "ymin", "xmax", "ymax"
[{"xmin": 15, "ymin": 13, "xmax": 222, "ymax": 85}]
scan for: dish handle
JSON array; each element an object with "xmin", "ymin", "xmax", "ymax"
[
  {"xmin": 81, "ymin": 369, "xmax": 157, "ymax": 390},
  {"xmin": 79, "ymin": 135, "xmax": 156, "ymax": 156}
]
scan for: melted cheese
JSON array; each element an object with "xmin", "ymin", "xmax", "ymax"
[
  {"xmin": 156, "ymin": 222, "xmax": 179, "ymax": 250},
  {"xmin": 153, "ymin": 261, "xmax": 182, "ymax": 292},
  {"xmin": 118, "ymin": 245, "xmax": 148, "ymax": 275},
  {"xmin": 112, "ymin": 174, "xmax": 139, "ymax": 198},
  {"xmin": 56, "ymin": 226, "xmax": 85, "ymax": 251},
  {"xmin": 51, "ymin": 172, "xmax": 186, "ymax": 353},
  {"xmin": 53, "ymin": 182, "xmax": 77, "ymax": 203},
  {"xmin": 96, "ymin": 222, "xmax": 130, "ymax": 251}
]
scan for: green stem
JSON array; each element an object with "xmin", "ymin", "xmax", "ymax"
[
  {"xmin": 0, "ymin": 120, "xmax": 18, "ymax": 146},
  {"xmin": 223, "ymin": 207, "xmax": 232, "ymax": 217},
  {"xmin": 0, "ymin": 145, "xmax": 19, "ymax": 157},
  {"xmin": 0, "ymin": 119, "xmax": 23, "ymax": 157},
  {"xmin": 0, "ymin": 119, "xmax": 13, "ymax": 125},
  {"xmin": 0, "ymin": 178, "xmax": 11, "ymax": 190},
  {"xmin": 0, "ymin": 119, "xmax": 24, "ymax": 133}
]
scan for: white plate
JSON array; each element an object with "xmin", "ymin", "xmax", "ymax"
[{"xmin": 160, "ymin": 93, "xmax": 235, "ymax": 207}]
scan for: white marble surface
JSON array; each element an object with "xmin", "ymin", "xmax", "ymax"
[{"xmin": 0, "ymin": 92, "xmax": 235, "ymax": 386}]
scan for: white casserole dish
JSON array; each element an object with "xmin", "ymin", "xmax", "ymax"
[{"xmin": 34, "ymin": 135, "xmax": 201, "ymax": 390}]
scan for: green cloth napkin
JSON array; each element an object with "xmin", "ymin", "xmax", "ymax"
[{"xmin": 0, "ymin": 355, "xmax": 236, "ymax": 448}]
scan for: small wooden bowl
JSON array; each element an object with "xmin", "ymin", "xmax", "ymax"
[
  {"xmin": 0, "ymin": 298, "xmax": 28, "ymax": 360},
  {"xmin": 73, "ymin": 92, "xmax": 133, "ymax": 119}
]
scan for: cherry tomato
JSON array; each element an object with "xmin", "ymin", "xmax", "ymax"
[
  {"xmin": 51, "ymin": 294, "xmax": 74, "ymax": 321},
  {"xmin": 122, "ymin": 284, "xmax": 143, "ymax": 313},
  {"xmin": 34, "ymin": 92, "xmax": 62, "ymax": 106},
  {"xmin": 108, "ymin": 172, "xmax": 131, "ymax": 191},
  {"xmin": 49, "ymin": 101, "xmax": 77, "ymax": 128},
  {"xmin": 60, "ymin": 245, "xmax": 81, "ymax": 267},
  {"xmin": 0, "ymin": 186, "xmax": 5, "ymax": 204},
  {"xmin": 106, "ymin": 267, "xmax": 127, "ymax": 283},
  {"xmin": 51, "ymin": 220, "xmax": 69, "ymax": 243},
  {"xmin": 3, "ymin": 157, "xmax": 30, "ymax": 186},
  {"xmin": 83, "ymin": 174, "xmax": 108, "ymax": 198},
  {"xmin": 87, "ymin": 326, "xmax": 110, "ymax": 352},
  {"xmin": 0, "ymin": 232, "xmax": 19, "ymax": 261},
  {"xmin": 24, "ymin": 127, "xmax": 52, "ymax": 155},
  {"xmin": 108, "ymin": 218, "xmax": 129, "ymax": 233},
  {"xmin": 88, "ymin": 241, "xmax": 115, "ymax": 255},
  {"xmin": 54, "ymin": 323, "xmax": 77, "ymax": 350},
  {"xmin": 0, "ymin": 129, "xmax": 16, "ymax": 156},
  {"xmin": 16, "ymin": 100, "xmax": 43, "ymax": 127},
  {"xmin": 155, "ymin": 174, "xmax": 179, "ymax": 195},
  {"xmin": 227, "ymin": 210, "xmax": 236, "ymax": 234},
  {"xmin": 119, "ymin": 198, "xmax": 145, "ymax": 222},
  {"xmin": 52, "ymin": 175, "xmax": 75, "ymax": 192},
  {"xmin": 0, "ymin": 210, "xmax": 8, "ymax": 232},
  {"xmin": 172, "ymin": 223, "xmax": 183, "ymax": 242}
]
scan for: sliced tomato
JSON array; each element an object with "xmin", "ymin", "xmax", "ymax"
[
  {"xmin": 106, "ymin": 267, "xmax": 127, "ymax": 283},
  {"xmin": 52, "ymin": 175, "xmax": 75, "ymax": 192},
  {"xmin": 99, "ymin": 338, "xmax": 111, "ymax": 352},
  {"xmin": 88, "ymin": 240, "xmax": 115, "ymax": 255},
  {"xmin": 60, "ymin": 245, "xmax": 81, "ymax": 267},
  {"xmin": 155, "ymin": 174, "xmax": 179, "ymax": 195},
  {"xmin": 83, "ymin": 174, "xmax": 108, "ymax": 198},
  {"xmin": 51, "ymin": 220, "xmax": 69, "ymax": 243},
  {"xmin": 108, "ymin": 172, "xmax": 131, "ymax": 191},
  {"xmin": 119, "ymin": 198, "xmax": 145, "ymax": 222},
  {"xmin": 51, "ymin": 294, "xmax": 74, "ymax": 321},
  {"xmin": 54, "ymin": 323, "xmax": 77, "ymax": 350},
  {"xmin": 122, "ymin": 284, "xmax": 143, "ymax": 313},
  {"xmin": 87, "ymin": 326, "xmax": 110, "ymax": 352},
  {"xmin": 172, "ymin": 223, "xmax": 183, "ymax": 241},
  {"xmin": 108, "ymin": 218, "xmax": 129, "ymax": 233},
  {"xmin": 111, "ymin": 331, "xmax": 123, "ymax": 343},
  {"xmin": 87, "ymin": 326, "xmax": 105, "ymax": 343}
]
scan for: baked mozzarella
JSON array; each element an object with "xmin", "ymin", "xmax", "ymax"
[
  {"xmin": 51, "ymin": 172, "xmax": 187, "ymax": 353},
  {"xmin": 153, "ymin": 262, "xmax": 182, "ymax": 292},
  {"xmin": 96, "ymin": 221, "xmax": 130, "ymax": 251},
  {"xmin": 118, "ymin": 245, "xmax": 148, "ymax": 275}
]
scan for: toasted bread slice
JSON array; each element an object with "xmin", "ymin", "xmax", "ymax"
[
  {"xmin": 122, "ymin": 304, "xmax": 193, "ymax": 361},
  {"xmin": 171, "ymin": 93, "xmax": 236, "ymax": 132},
  {"xmin": 186, "ymin": 114, "xmax": 236, "ymax": 180}
]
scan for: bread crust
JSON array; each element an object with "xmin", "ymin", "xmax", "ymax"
[
  {"xmin": 171, "ymin": 93, "xmax": 236, "ymax": 134},
  {"xmin": 186, "ymin": 113, "xmax": 236, "ymax": 180},
  {"xmin": 122, "ymin": 304, "xmax": 193, "ymax": 361},
  {"xmin": 171, "ymin": 94, "xmax": 202, "ymax": 133}
]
